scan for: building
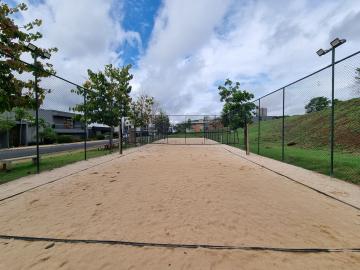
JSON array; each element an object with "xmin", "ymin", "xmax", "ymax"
[
  {"xmin": 257, "ymin": 108, "xmax": 268, "ymax": 118},
  {"xmin": 0, "ymin": 109, "xmax": 109, "ymax": 148}
]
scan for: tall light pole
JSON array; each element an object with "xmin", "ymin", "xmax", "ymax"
[
  {"xmin": 27, "ymin": 43, "xmax": 50, "ymax": 173},
  {"xmin": 316, "ymin": 38, "xmax": 346, "ymax": 177}
]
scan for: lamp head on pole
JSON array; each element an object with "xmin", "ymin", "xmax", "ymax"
[
  {"xmin": 27, "ymin": 43, "xmax": 51, "ymax": 59},
  {"xmin": 316, "ymin": 37, "xmax": 346, "ymax": 57}
]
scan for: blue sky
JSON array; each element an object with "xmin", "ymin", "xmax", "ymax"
[
  {"xmin": 8, "ymin": 0, "xmax": 360, "ymax": 114},
  {"xmin": 118, "ymin": 0, "xmax": 162, "ymax": 65}
]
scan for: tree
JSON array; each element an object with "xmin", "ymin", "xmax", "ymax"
[
  {"xmin": 72, "ymin": 64, "xmax": 133, "ymax": 148},
  {"xmin": 218, "ymin": 79, "xmax": 255, "ymax": 130},
  {"xmin": 39, "ymin": 126, "xmax": 56, "ymax": 144},
  {"xmin": 305, "ymin": 97, "xmax": 331, "ymax": 113},
  {"xmin": 154, "ymin": 110, "xmax": 170, "ymax": 135},
  {"xmin": 0, "ymin": 1, "xmax": 57, "ymax": 113},
  {"xmin": 130, "ymin": 94, "xmax": 154, "ymax": 129}
]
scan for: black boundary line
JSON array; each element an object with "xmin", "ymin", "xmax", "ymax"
[
  {"xmin": 0, "ymin": 145, "xmax": 154, "ymax": 203},
  {"xmin": 0, "ymin": 235, "xmax": 359, "ymax": 253},
  {"xmin": 221, "ymin": 146, "xmax": 360, "ymax": 212},
  {"xmin": 1, "ymin": 144, "xmax": 359, "ymax": 253}
]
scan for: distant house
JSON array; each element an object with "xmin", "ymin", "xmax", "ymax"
[
  {"xmin": 40, "ymin": 109, "xmax": 85, "ymax": 136},
  {"xmin": 0, "ymin": 109, "xmax": 109, "ymax": 148},
  {"xmin": 186, "ymin": 117, "xmax": 224, "ymax": 133}
]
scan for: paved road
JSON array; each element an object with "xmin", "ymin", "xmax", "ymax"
[{"xmin": 0, "ymin": 139, "xmax": 117, "ymax": 159}]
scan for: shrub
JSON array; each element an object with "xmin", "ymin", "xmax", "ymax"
[
  {"xmin": 40, "ymin": 127, "xmax": 57, "ymax": 144},
  {"xmin": 57, "ymin": 135, "xmax": 75, "ymax": 143},
  {"xmin": 96, "ymin": 134, "xmax": 105, "ymax": 140}
]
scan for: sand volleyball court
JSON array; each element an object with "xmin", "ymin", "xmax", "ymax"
[{"xmin": 0, "ymin": 138, "xmax": 359, "ymax": 269}]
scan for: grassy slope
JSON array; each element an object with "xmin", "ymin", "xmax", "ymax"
[{"xmin": 236, "ymin": 98, "xmax": 360, "ymax": 184}]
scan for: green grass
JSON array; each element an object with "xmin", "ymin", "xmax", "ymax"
[
  {"xmin": 243, "ymin": 142, "xmax": 360, "ymax": 184},
  {"xmin": 0, "ymin": 146, "xmax": 131, "ymax": 185},
  {"xmin": 231, "ymin": 103, "xmax": 360, "ymax": 185},
  {"xmin": 168, "ymin": 132, "xmax": 206, "ymax": 138}
]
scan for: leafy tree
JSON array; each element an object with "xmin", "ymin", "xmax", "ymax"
[
  {"xmin": 154, "ymin": 110, "xmax": 170, "ymax": 135},
  {"xmin": 218, "ymin": 79, "xmax": 255, "ymax": 130},
  {"xmin": 0, "ymin": 1, "xmax": 57, "ymax": 113},
  {"xmin": 130, "ymin": 94, "xmax": 154, "ymax": 129},
  {"xmin": 39, "ymin": 126, "xmax": 56, "ymax": 144},
  {"xmin": 72, "ymin": 64, "xmax": 133, "ymax": 148},
  {"xmin": 305, "ymin": 96, "xmax": 331, "ymax": 113}
]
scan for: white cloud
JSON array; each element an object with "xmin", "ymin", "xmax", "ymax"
[
  {"xmin": 13, "ymin": 0, "xmax": 140, "ymax": 111},
  {"xmin": 134, "ymin": 0, "xmax": 360, "ymax": 115},
  {"xmin": 11, "ymin": 0, "xmax": 360, "ymax": 115}
]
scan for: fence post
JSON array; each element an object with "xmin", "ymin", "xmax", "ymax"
[
  {"xmin": 244, "ymin": 108, "xmax": 249, "ymax": 155},
  {"xmin": 184, "ymin": 115, "xmax": 187, "ymax": 144},
  {"xmin": 84, "ymin": 89, "xmax": 87, "ymax": 160},
  {"xmin": 203, "ymin": 116, "xmax": 205, "ymax": 144},
  {"xmin": 282, "ymin": 88, "xmax": 285, "ymax": 161},
  {"xmin": 34, "ymin": 55, "xmax": 40, "ymax": 174},
  {"xmin": 119, "ymin": 117, "xmax": 123, "ymax": 155},
  {"xmin": 257, "ymin": 99, "xmax": 261, "ymax": 155},
  {"xmin": 330, "ymin": 48, "xmax": 335, "ymax": 176}
]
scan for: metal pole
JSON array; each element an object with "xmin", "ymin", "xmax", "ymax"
[
  {"xmin": 203, "ymin": 116, "xmax": 205, "ymax": 144},
  {"xmin": 282, "ymin": 88, "xmax": 285, "ymax": 161},
  {"xmin": 84, "ymin": 90, "xmax": 87, "ymax": 160},
  {"xmin": 34, "ymin": 55, "xmax": 40, "ymax": 174},
  {"xmin": 184, "ymin": 116, "xmax": 187, "ymax": 144},
  {"xmin": 330, "ymin": 48, "xmax": 335, "ymax": 176},
  {"xmin": 119, "ymin": 117, "xmax": 123, "ymax": 155},
  {"xmin": 226, "ymin": 114, "xmax": 229, "ymax": 144},
  {"xmin": 257, "ymin": 99, "xmax": 261, "ymax": 155}
]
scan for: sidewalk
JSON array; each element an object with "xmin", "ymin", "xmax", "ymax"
[
  {"xmin": 0, "ymin": 144, "xmax": 151, "ymax": 202},
  {"xmin": 222, "ymin": 144, "xmax": 360, "ymax": 209}
]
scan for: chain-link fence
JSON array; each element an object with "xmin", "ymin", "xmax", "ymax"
[
  {"xmin": 0, "ymin": 52, "xmax": 154, "ymax": 183},
  {"xmin": 1, "ymin": 49, "xmax": 359, "ymax": 185},
  {"xmin": 246, "ymin": 50, "xmax": 360, "ymax": 184},
  {"xmin": 150, "ymin": 114, "xmax": 241, "ymax": 145}
]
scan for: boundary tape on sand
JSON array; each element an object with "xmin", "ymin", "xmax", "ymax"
[{"xmin": 0, "ymin": 234, "xmax": 359, "ymax": 253}]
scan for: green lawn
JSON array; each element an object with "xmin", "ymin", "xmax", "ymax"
[
  {"xmin": 0, "ymin": 146, "xmax": 132, "ymax": 185},
  {"xmin": 231, "ymin": 120, "xmax": 360, "ymax": 185}
]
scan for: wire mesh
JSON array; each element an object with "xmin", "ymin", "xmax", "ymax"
[
  {"xmin": 334, "ymin": 53, "xmax": 360, "ymax": 184},
  {"xmin": 258, "ymin": 90, "xmax": 283, "ymax": 160},
  {"xmin": 283, "ymin": 66, "xmax": 332, "ymax": 175}
]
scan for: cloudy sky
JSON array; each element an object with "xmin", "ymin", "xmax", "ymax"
[{"xmin": 8, "ymin": 0, "xmax": 360, "ymax": 115}]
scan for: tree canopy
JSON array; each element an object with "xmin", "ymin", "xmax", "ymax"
[
  {"xmin": 218, "ymin": 79, "xmax": 255, "ymax": 130},
  {"xmin": 130, "ymin": 94, "xmax": 154, "ymax": 128},
  {"xmin": 72, "ymin": 64, "xmax": 133, "ymax": 127},
  {"xmin": 0, "ymin": 1, "xmax": 57, "ymax": 113},
  {"xmin": 305, "ymin": 96, "xmax": 331, "ymax": 113},
  {"xmin": 153, "ymin": 110, "xmax": 170, "ymax": 134}
]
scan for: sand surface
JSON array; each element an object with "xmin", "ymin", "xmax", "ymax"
[{"xmin": 0, "ymin": 138, "xmax": 359, "ymax": 269}]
